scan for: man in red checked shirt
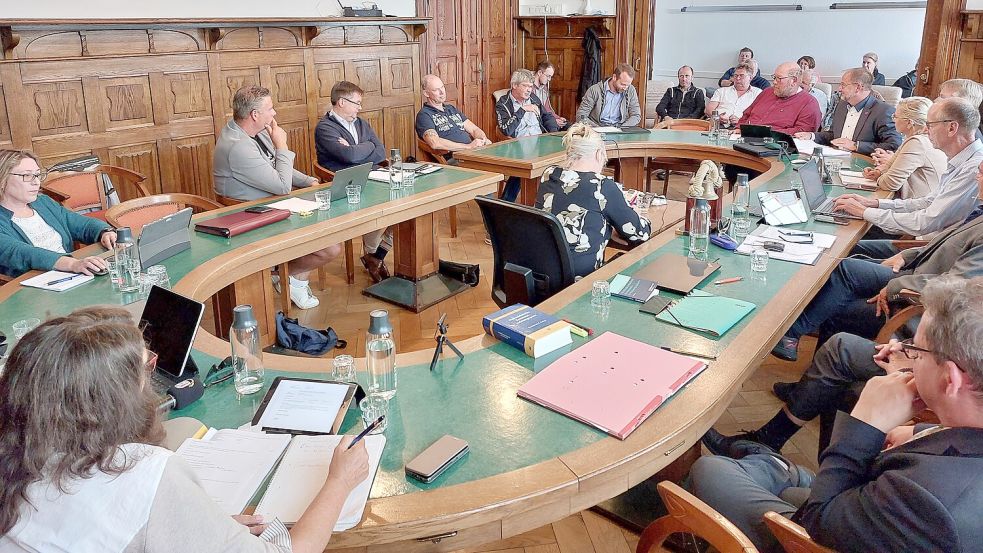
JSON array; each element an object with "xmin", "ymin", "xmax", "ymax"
[{"xmin": 738, "ymin": 61, "xmax": 822, "ymax": 135}]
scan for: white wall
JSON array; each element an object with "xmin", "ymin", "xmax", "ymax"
[
  {"xmin": 652, "ymin": 0, "xmax": 925, "ymax": 88},
  {"xmin": 518, "ymin": 0, "xmax": 616, "ymax": 16},
  {"xmin": 3, "ymin": 0, "xmax": 415, "ymax": 18}
]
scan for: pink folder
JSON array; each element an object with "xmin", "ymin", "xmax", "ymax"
[{"xmin": 517, "ymin": 332, "xmax": 707, "ymax": 439}]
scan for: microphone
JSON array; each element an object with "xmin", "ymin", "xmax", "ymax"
[{"xmin": 157, "ymin": 377, "xmax": 204, "ymax": 413}]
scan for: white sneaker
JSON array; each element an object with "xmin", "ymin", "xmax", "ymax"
[
  {"xmin": 289, "ymin": 281, "xmax": 319, "ymax": 309},
  {"xmin": 271, "ymin": 274, "xmax": 281, "ymax": 294}
]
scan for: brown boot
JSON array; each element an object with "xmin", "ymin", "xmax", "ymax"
[{"xmin": 361, "ymin": 254, "xmax": 386, "ymax": 283}]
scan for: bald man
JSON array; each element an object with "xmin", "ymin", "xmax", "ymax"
[
  {"xmin": 737, "ymin": 62, "xmax": 822, "ymax": 135},
  {"xmin": 415, "ymin": 75, "xmax": 492, "ymax": 160}
]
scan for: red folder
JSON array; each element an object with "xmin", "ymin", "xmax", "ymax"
[{"xmin": 194, "ymin": 208, "xmax": 291, "ymax": 238}]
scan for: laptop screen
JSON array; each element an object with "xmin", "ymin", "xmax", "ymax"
[
  {"xmin": 140, "ymin": 286, "xmax": 204, "ymax": 378},
  {"xmin": 797, "ymin": 159, "xmax": 828, "ymax": 211}
]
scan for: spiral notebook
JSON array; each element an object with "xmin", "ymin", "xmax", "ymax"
[{"xmin": 654, "ymin": 289, "xmax": 756, "ymax": 337}]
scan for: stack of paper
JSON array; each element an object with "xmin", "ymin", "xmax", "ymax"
[
  {"xmin": 838, "ymin": 169, "xmax": 877, "ymax": 188},
  {"xmin": 175, "ymin": 430, "xmax": 291, "ymax": 515},
  {"xmin": 594, "ymin": 126, "xmax": 622, "ymax": 133},
  {"xmin": 793, "ymin": 138, "xmax": 851, "ymax": 157},
  {"xmin": 267, "ymin": 197, "xmax": 320, "ymax": 213},
  {"xmin": 368, "ymin": 170, "xmax": 396, "ymax": 183},
  {"xmin": 20, "ymin": 271, "xmax": 94, "ymax": 291}
]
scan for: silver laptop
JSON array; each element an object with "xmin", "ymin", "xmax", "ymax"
[
  {"xmin": 329, "ymin": 162, "xmax": 372, "ymax": 201},
  {"xmin": 799, "ymin": 160, "xmax": 863, "ymax": 220},
  {"xmin": 138, "ymin": 207, "xmax": 193, "ymax": 268}
]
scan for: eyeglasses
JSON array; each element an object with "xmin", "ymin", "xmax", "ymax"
[
  {"xmin": 9, "ymin": 171, "xmax": 47, "ymax": 183},
  {"xmin": 340, "ymin": 97, "xmax": 362, "ymax": 107},
  {"xmin": 925, "ymin": 119, "xmax": 955, "ymax": 127},
  {"xmin": 899, "ymin": 339, "xmax": 936, "ymax": 360},
  {"xmin": 203, "ymin": 356, "xmax": 236, "ymax": 388},
  {"xmin": 144, "ymin": 351, "xmax": 159, "ymax": 373},
  {"xmin": 838, "ymin": 82, "xmax": 859, "ymax": 89}
]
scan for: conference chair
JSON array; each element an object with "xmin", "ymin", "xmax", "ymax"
[
  {"xmin": 649, "ymin": 118, "xmax": 712, "ymax": 194},
  {"xmin": 636, "ymin": 481, "xmax": 758, "ymax": 553},
  {"xmin": 313, "ymin": 161, "xmax": 357, "ymax": 285},
  {"xmin": 42, "ymin": 164, "xmax": 151, "ymax": 221},
  {"xmin": 105, "ymin": 193, "xmax": 223, "ymax": 235},
  {"xmin": 763, "ymin": 511, "xmax": 837, "ymax": 553},
  {"xmin": 416, "ymin": 137, "xmax": 458, "ymax": 238},
  {"xmin": 474, "ymin": 194, "xmax": 576, "ymax": 308},
  {"xmin": 870, "ymin": 85, "xmax": 903, "ymax": 108},
  {"xmin": 813, "ymin": 82, "xmax": 833, "ymax": 100}
]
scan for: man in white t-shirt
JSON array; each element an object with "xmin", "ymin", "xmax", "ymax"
[{"xmin": 705, "ymin": 63, "xmax": 761, "ymax": 126}]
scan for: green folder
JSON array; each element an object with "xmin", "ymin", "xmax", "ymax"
[{"xmin": 655, "ymin": 289, "xmax": 756, "ymax": 337}]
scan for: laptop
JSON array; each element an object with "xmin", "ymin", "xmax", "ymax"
[
  {"xmin": 798, "ymin": 159, "xmax": 863, "ymax": 219},
  {"xmin": 137, "ymin": 207, "xmax": 193, "ymax": 268},
  {"xmin": 328, "ymin": 162, "xmax": 372, "ymax": 201},
  {"xmin": 140, "ymin": 286, "xmax": 205, "ymax": 393},
  {"xmin": 734, "ymin": 127, "xmax": 799, "ymax": 157}
]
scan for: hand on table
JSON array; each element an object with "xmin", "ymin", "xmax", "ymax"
[
  {"xmin": 831, "ymin": 196, "xmax": 870, "ymax": 218},
  {"xmin": 863, "ymin": 167, "xmax": 881, "ymax": 180},
  {"xmin": 831, "ymin": 138, "xmax": 857, "ymax": 151},
  {"xmin": 59, "ymin": 255, "xmax": 108, "ymax": 276}
]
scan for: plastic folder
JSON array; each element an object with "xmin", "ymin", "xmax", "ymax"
[{"xmin": 654, "ymin": 289, "xmax": 756, "ymax": 337}]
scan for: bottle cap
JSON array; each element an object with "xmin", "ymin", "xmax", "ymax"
[
  {"xmin": 368, "ymin": 309, "xmax": 392, "ymax": 335},
  {"xmin": 115, "ymin": 227, "xmax": 133, "ymax": 244},
  {"xmin": 232, "ymin": 305, "xmax": 257, "ymax": 329}
]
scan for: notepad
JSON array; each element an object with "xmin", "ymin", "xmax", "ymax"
[
  {"xmin": 368, "ymin": 170, "xmax": 397, "ymax": 183},
  {"xmin": 20, "ymin": 270, "xmax": 94, "ymax": 291},
  {"xmin": 267, "ymin": 197, "xmax": 320, "ymax": 213},
  {"xmin": 256, "ymin": 434, "xmax": 386, "ymax": 530},
  {"xmin": 654, "ymin": 289, "xmax": 755, "ymax": 337}
]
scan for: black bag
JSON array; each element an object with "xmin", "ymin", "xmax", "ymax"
[
  {"xmin": 439, "ymin": 259, "xmax": 480, "ymax": 287},
  {"xmin": 275, "ymin": 312, "xmax": 347, "ymax": 355}
]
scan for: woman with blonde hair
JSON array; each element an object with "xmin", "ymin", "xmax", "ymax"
[
  {"xmin": 862, "ymin": 96, "xmax": 946, "ymax": 199},
  {"xmin": 0, "ymin": 149, "xmax": 116, "ymax": 277},
  {"xmin": 535, "ymin": 123, "xmax": 652, "ymax": 277}
]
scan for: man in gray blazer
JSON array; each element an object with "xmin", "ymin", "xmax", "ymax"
[
  {"xmin": 575, "ymin": 63, "xmax": 641, "ymax": 127},
  {"xmin": 795, "ymin": 67, "xmax": 901, "ymax": 155},
  {"xmin": 213, "ymin": 85, "xmax": 341, "ymax": 309}
]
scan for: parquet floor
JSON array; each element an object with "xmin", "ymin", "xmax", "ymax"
[{"xmin": 269, "ymin": 176, "xmax": 822, "ymax": 553}]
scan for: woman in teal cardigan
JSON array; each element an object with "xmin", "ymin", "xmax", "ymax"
[{"xmin": 0, "ymin": 149, "xmax": 116, "ymax": 278}]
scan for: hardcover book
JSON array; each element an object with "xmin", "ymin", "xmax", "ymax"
[{"xmin": 482, "ymin": 304, "xmax": 572, "ymax": 358}]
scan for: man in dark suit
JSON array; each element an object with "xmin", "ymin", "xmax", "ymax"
[
  {"xmin": 689, "ymin": 275, "xmax": 983, "ymax": 553},
  {"xmin": 494, "ymin": 69, "xmax": 559, "ymax": 201},
  {"xmin": 794, "ymin": 67, "xmax": 901, "ymax": 155}
]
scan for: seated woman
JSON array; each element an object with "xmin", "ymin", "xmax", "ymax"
[
  {"xmin": 0, "ymin": 149, "xmax": 117, "ymax": 278},
  {"xmin": 862, "ymin": 96, "xmax": 946, "ymax": 199},
  {"xmin": 797, "ymin": 55, "xmax": 823, "ymax": 85},
  {"xmin": 0, "ymin": 306, "xmax": 370, "ymax": 552},
  {"xmin": 862, "ymin": 51, "xmax": 886, "ymax": 86},
  {"xmin": 535, "ymin": 123, "xmax": 652, "ymax": 277}
]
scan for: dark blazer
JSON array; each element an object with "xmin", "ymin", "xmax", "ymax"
[
  {"xmin": 314, "ymin": 113, "xmax": 386, "ymax": 172},
  {"xmin": 814, "ymin": 95, "xmax": 901, "ymax": 154},
  {"xmin": 495, "ymin": 93, "xmax": 559, "ymax": 138},
  {"xmin": 797, "ymin": 412, "xmax": 983, "ymax": 553}
]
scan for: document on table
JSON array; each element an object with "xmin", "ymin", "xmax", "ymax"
[
  {"xmin": 368, "ymin": 169, "xmax": 395, "ymax": 183},
  {"xmin": 792, "ymin": 138, "xmax": 851, "ymax": 157},
  {"xmin": 736, "ymin": 235, "xmax": 823, "ymax": 265},
  {"xmin": 839, "ymin": 173, "xmax": 877, "ymax": 188},
  {"xmin": 20, "ymin": 270, "xmax": 94, "ymax": 291},
  {"xmin": 255, "ymin": 379, "xmax": 351, "ymax": 434},
  {"xmin": 175, "ymin": 430, "xmax": 291, "ymax": 515},
  {"xmin": 750, "ymin": 224, "xmax": 837, "ymax": 249},
  {"xmin": 267, "ymin": 197, "xmax": 320, "ymax": 213},
  {"xmin": 594, "ymin": 126, "xmax": 622, "ymax": 133}
]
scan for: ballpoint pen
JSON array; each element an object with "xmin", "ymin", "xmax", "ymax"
[
  {"xmin": 714, "ymin": 277, "xmax": 743, "ymax": 285},
  {"xmin": 659, "ymin": 346, "xmax": 717, "ymax": 361},
  {"xmin": 348, "ymin": 416, "xmax": 384, "ymax": 449},
  {"xmin": 46, "ymin": 274, "xmax": 82, "ymax": 286}
]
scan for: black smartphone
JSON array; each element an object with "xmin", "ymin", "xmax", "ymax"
[{"xmin": 244, "ymin": 205, "xmax": 274, "ymax": 214}]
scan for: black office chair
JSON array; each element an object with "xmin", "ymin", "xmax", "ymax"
[{"xmin": 474, "ymin": 195, "xmax": 577, "ymax": 308}]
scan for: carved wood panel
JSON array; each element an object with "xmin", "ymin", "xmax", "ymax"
[
  {"xmin": 97, "ymin": 76, "xmax": 155, "ymax": 129},
  {"xmin": 350, "ymin": 59, "xmax": 383, "ymax": 96},
  {"xmin": 163, "ymin": 71, "xmax": 212, "ymax": 121},
  {"xmin": 0, "ymin": 83, "xmax": 11, "ymax": 146},
  {"xmin": 28, "ymin": 81, "xmax": 87, "ymax": 136},
  {"xmin": 361, "ymin": 109, "xmax": 385, "ymax": 140},
  {"xmin": 162, "ymin": 135, "xmax": 215, "ymax": 197},
  {"xmin": 281, "ymin": 120, "xmax": 314, "ymax": 176},
  {"xmin": 384, "ymin": 105, "xmax": 417, "ymax": 160},
  {"xmin": 107, "ymin": 142, "xmax": 161, "ymax": 196}
]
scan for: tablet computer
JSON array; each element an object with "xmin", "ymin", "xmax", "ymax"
[{"xmin": 250, "ymin": 377, "xmax": 357, "ymax": 435}]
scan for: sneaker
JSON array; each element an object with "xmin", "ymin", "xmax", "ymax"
[
  {"xmin": 271, "ymin": 274, "xmax": 281, "ymax": 294},
  {"xmin": 288, "ymin": 281, "xmax": 319, "ymax": 309},
  {"xmin": 701, "ymin": 428, "xmax": 777, "ymax": 459},
  {"xmin": 483, "ymin": 237, "xmax": 492, "ymax": 246},
  {"xmin": 771, "ymin": 336, "xmax": 800, "ymax": 362},
  {"xmin": 772, "ymin": 381, "xmax": 796, "ymax": 404}
]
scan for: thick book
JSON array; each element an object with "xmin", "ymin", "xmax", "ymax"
[
  {"xmin": 193, "ymin": 208, "xmax": 291, "ymax": 238},
  {"xmin": 517, "ymin": 332, "xmax": 707, "ymax": 439},
  {"xmin": 609, "ymin": 274, "xmax": 659, "ymax": 303},
  {"xmin": 482, "ymin": 304, "xmax": 572, "ymax": 358}
]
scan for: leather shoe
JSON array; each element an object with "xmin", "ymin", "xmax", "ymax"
[
  {"xmin": 773, "ymin": 381, "xmax": 796, "ymax": 404},
  {"xmin": 361, "ymin": 254, "xmax": 387, "ymax": 284},
  {"xmin": 701, "ymin": 428, "xmax": 777, "ymax": 459},
  {"xmin": 771, "ymin": 336, "xmax": 799, "ymax": 362}
]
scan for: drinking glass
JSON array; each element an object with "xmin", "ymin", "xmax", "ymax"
[
  {"xmin": 401, "ymin": 169, "xmax": 416, "ymax": 188},
  {"xmin": 12, "ymin": 318, "xmax": 40, "ymax": 339},
  {"xmin": 106, "ymin": 259, "xmax": 121, "ymax": 291},
  {"xmin": 346, "ymin": 184, "xmax": 361, "ymax": 204},
  {"xmin": 146, "ymin": 265, "xmax": 171, "ymax": 290},
  {"xmin": 750, "ymin": 249, "xmax": 769, "ymax": 272},
  {"xmin": 591, "ymin": 280, "xmax": 611, "ymax": 308},
  {"xmin": 314, "ymin": 190, "xmax": 331, "ymax": 211},
  {"xmin": 332, "ymin": 354, "xmax": 355, "ymax": 382},
  {"xmin": 359, "ymin": 395, "xmax": 389, "ymax": 434}
]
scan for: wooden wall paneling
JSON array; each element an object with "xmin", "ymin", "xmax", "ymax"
[
  {"xmin": 462, "ymin": 0, "xmax": 482, "ymax": 123},
  {"xmin": 917, "ymin": 0, "xmax": 964, "ymax": 97},
  {"xmin": 107, "ymin": 142, "xmax": 162, "ymax": 196},
  {"xmin": 0, "ymin": 82, "xmax": 11, "ymax": 147},
  {"xmin": 361, "ymin": 109, "xmax": 385, "ymax": 142},
  {"xmin": 384, "ymin": 105, "xmax": 418, "ymax": 161},
  {"xmin": 957, "ymin": 13, "xmax": 983, "ymax": 86},
  {"xmin": 160, "ymin": 135, "xmax": 216, "ymax": 198},
  {"xmin": 481, "ymin": 0, "xmax": 513, "ymax": 134}
]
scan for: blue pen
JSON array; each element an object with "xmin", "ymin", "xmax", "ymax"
[
  {"xmin": 348, "ymin": 416, "xmax": 384, "ymax": 449},
  {"xmin": 46, "ymin": 274, "xmax": 82, "ymax": 286}
]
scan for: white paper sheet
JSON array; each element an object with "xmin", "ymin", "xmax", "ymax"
[
  {"xmin": 266, "ymin": 197, "xmax": 320, "ymax": 213},
  {"xmin": 256, "ymin": 380, "xmax": 350, "ymax": 434},
  {"xmin": 594, "ymin": 126, "xmax": 622, "ymax": 133},
  {"xmin": 793, "ymin": 138, "xmax": 852, "ymax": 157},
  {"xmin": 736, "ymin": 235, "xmax": 823, "ymax": 265},
  {"xmin": 750, "ymin": 224, "xmax": 837, "ymax": 249},
  {"xmin": 20, "ymin": 270, "xmax": 94, "ymax": 291}
]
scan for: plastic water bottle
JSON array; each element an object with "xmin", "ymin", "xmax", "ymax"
[
  {"xmin": 388, "ymin": 148, "xmax": 402, "ymax": 190},
  {"xmin": 114, "ymin": 227, "xmax": 140, "ymax": 293},
  {"xmin": 689, "ymin": 199, "xmax": 711, "ymax": 255},
  {"xmin": 365, "ymin": 309, "xmax": 396, "ymax": 399},
  {"xmin": 230, "ymin": 305, "xmax": 264, "ymax": 395}
]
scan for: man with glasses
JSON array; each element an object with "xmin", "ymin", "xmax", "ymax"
[
  {"xmin": 706, "ymin": 62, "xmax": 762, "ymax": 125},
  {"xmin": 533, "ymin": 61, "xmax": 568, "ymax": 129},
  {"xmin": 794, "ymin": 68, "xmax": 901, "ymax": 155},
  {"xmin": 213, "ymin": 85, "xmax": 339, "ymax": 309},
  {"xmin": 315, "ymin": 81, "xmax": 392, "ymax": 283},
  {"xmin": 737, "ymin": 62, "xmax": 822, "ymax": 135},
  {"xmin": 694, "ymin": 275, "xmax": 983, "ymax": 552}
]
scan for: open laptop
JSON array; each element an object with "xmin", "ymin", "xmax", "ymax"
[
  {"xmin": 328, "ymin": 162, "xmax": 372, "ymax": 201},
  {"xmin": 140, "ymin": 286, "xmax": 205, "ymax": 393},
  {"xmin": 137, "ymin": 207, "xmax": 193, "ymax": 268},
  {"xmin": 799, "ymin": 159, "xmax": 863, "ymax": 219}
]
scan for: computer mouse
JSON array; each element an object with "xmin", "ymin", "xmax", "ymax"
[
  {"xmin": 709, "ymin": 232, "xmax": 739, "ymax": 251},
  {"xmin": 93, "ymin": 268, "xmax": 109, "ymax": 276}
]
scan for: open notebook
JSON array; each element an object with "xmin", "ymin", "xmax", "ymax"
[{"xmin": 256, "ymin": 434, "xmax": 386, "ymax": 530}]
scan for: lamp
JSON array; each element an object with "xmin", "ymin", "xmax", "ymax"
[
  {"xmin": 829, "ymin": 1, "xmax": 926, "ymax": 8},
  {"xmin": 680, "ymin": 4, "xmax": 803, "ymax": 12}
]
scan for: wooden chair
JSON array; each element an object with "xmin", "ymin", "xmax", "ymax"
[
  {"xmin": 105, "ymin": 193, "xmax": 223, "ymax": 234},
  {"xmin": 648, "ymin": 118, "xmax": 712, "ymax": 194},
  {"xmin": 42, "ymin": 164, "xmax": 151, "ymax": 221},
  {"xmin": 416, "ymin": 137, "xmax": 458, "ymax": 237},
  {"xmin": 636, "ymin": 481, "xmax": 758, "ymax": 553},
  {"xmin": 313, "ymin": 161, "xmax": 357, "ymax": 285},
  {"xmin": 763, "ymin": 511, "xmax": 837, "ymax": 553}
]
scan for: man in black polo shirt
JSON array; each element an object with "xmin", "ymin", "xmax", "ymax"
[{"xmin": 416, "ymin": 74, "xmax": 492, "ymax": 162}]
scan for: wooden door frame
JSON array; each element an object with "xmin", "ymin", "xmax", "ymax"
[{"xmin": 915, "ymin": 0, "xmax": 964, "ymax": 97}]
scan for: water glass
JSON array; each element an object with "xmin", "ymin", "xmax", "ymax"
[
  {"xmin": 591, "ymin": 280, "xmax": 611, "ymax": 308},
  {"xmin": 106, "ymin": 259, "xmax": 121, "ymax": 291},
  {"xmin": 636, "ymin": 192, "xmax": 655, "ymax": 217},
  {"xmin": 13, "ymin": 318, "xmax": 41, "ymax": 339},
  {"xmin": 119, "ymin": 258, "xmax": 141, "ymax": 293},
  {"xmin": 146, "ymin": 265, "xmax": 171, "ymax": 290},
  {"xmin": 332, "ymin": 354, "xmax": 355, "ymax": 382},
  {"xmin": 401, "ymin": 169, "xmax": 416, "ymax": 188},
  {"xmin": 138, "ymin": 273, "xmax": 155, "ymax": 296},
  {"xmin": 346, "ymin": 184, "xmax": 361, "ymax": 204},
  {"xmin": 825, "ymin": 158, "xmax": 842, "ymax": 175},
  {"xmin": 359, "ymin": 395, "xmax": 389, "ymax": 434},
  {"xmin": 707, "ymin": 130, "xmax": 719, "ymax": 145},
  {"xmin": 314, "ymin": 190, "xmax": 331, "ymax": 211},
  {"xmin": 716, "ymin": 128, "xmax": 731, "ymax": 143},
  {"xmin": 750, "ymin": 249, "xmax": 769, "ymax": 272},
  {"xmin": 731, "ymin": 216, "xmax": 751, "ymax": 241}
]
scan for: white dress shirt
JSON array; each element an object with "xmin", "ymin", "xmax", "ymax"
[
  {"xmin": 331, "ymin": 111, "xmax": 359, "ymax": 144},
  {"xmin": 510, "ymin": 96, "xmax": 542, "ymax": 137}
]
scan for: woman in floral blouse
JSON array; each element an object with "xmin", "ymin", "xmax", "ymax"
[{"xmin": 535, "ymin": 123, "xmax": 652, "ymax": 277}]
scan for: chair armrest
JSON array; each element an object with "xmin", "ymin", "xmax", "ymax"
[
  {"xmin": 891, "ymin": 240, "xmax": 928, "ymax": 250},
  {"xmin": 98, "ymin": 164, "xmax": 147, "ymax": 184},
  {"xmin": 875, "ymin": 304, "xmax": 925, "ymax": 343}
]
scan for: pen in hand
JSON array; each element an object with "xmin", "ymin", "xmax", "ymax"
[{"xmin": 348, "ymin": 416, "xmax": 384, "ymax": 449}]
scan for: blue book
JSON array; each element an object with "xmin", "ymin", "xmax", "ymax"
[
  {"xmin": 482, "ymin": 304, "xmax": 572, "ymax": 358},
  {"xmin": 609, "ymin": 274, "xmax": 659, "ymax": 303}
]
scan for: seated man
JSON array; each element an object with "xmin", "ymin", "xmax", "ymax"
[
  {"xmin": 705, "ymin": 62, "xmax": 762, "ymax": 126},
  {"xmin": 799, "ymin": 68, "xmax": 828, "ymax": 114},
  {"xmin": 746, "ymin": 59, "xmax": 772, "ymax": 91},
  {"xmin": 833, "ymin": 97, "xmax": 983, "ymax": 240},
  {"xmin": 771, "ymin": 154, "xmax": 983, "ymax": 362},
  {"xmin": 691, "ymin": 275, "xmax": 983, "ymax": 553},
  {"xmin": 314, "ymin": 80, "xmax": 392, "ymax": 283},
  {"xmin": 655, "ymin": 65, "xmax": 706, "ymax": 122},
  {"xmin": 213, "ymin": 85, "xmax": 340, "ymax": 309},
  {"xmin": 495, "ymin": 69, "xmax": 560, "ymax": 201},
  {"xmin": 575, "ymin": 63, "xmax": 642, "ymax": 127},
  {"xmin": 719, "ymin": 47, "xmax": 768, "ymax": 88},
  {"xmin": 532, "ymin": 61, "xmax": 569, "ymax": 129},
  {"xmin": 737, "ymin": 62, "xmax": 822, "ymax": 136},
  {"xmin": 794, "ymin": 68, "xmax": 901, "ymax": 155},
  {"xmin": 416, "ymin": 74, "xmax": 492, "ymax": 161}
]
